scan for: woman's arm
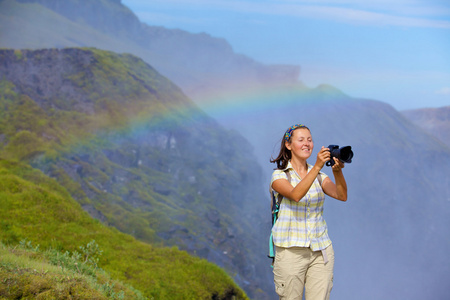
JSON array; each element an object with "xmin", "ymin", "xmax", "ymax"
[
  {"xmin": 272, "ymin": 147, "xmax": 330, "ymax": 202},
  {"xmin": 322, "ymin": 158, "xmax": 348, "ymax": 201},
  {"xmin": 272, "ymin": 165, "xmax": 322, "ymax": 202}
]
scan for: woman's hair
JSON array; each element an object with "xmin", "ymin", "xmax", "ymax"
[{"xmin": 270, "ymin": 124, "xmax": 310, "ymax": 170}]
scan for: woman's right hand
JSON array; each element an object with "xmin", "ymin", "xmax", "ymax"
[{"xmin": 315, "ymin": 146, "xmax": 330, "ymax": 169}]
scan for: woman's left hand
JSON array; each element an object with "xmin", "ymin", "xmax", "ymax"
[{"xmin": 332, "ymin": 158, "xmax": 345, "ymax": 172}]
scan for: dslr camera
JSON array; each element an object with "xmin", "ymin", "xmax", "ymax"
[{"xmin": 326, "ymin": 145, "xmax": 354, "ymax": 167}]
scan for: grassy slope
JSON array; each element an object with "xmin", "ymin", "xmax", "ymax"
[
  {"xmin": 0, "ymin": 240, "xmax": 145, "ymax": 299},
  {"xmin": 0, "ymin": 160, "xmax": 248, "ymax": 299}
]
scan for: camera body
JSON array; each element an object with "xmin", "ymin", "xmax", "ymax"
[{"xmin": 326, "ymin": 145, "xmax": 353, "ymax": 167}]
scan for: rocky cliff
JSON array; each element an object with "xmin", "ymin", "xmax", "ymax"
[
  {"xmin": 3, "ymin": 0, "xmax": 300, "ymax": 100},
  {"xmin": 0, "ymin": 48, "xmax": 271, "ymax": 299},
  {"xmin": 401, "ymin": 105, "xmax": 450, "ymax": 148}
]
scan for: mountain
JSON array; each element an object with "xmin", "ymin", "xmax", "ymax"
[
  {"xmin": 0, "ymin": 159, "xmax": 246, "ymax": 299},
  {"xmin": 401, "ymin": 106, "xmax": 450, "ymax": 148},
  {"xmin": 209, "ymin": 85, "xmax": 450, "ymax": 300},
  {"xmin": 0, "ymin": 48, "xmax": 270, "ymax": 299},
  {"xmin": 0, "ymin": 0, "xmax": 300, "ymax": 99}
]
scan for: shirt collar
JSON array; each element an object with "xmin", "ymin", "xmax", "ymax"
[
  {"xmin": 283, "ymin": 160, "xmax": 294, "ymax": 171},
  {"xmin": 283, "ymin": 160, "xmax": 312, "ymax": 172}
]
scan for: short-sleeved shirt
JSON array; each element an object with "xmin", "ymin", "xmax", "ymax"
[{"xmin": 271, "ymin": 161, "xmax": 331, "ymax": 251}]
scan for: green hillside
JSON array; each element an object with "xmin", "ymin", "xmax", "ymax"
[
  {"xmin": 0, "ymin": 159, "xmax": 248, "ymax": 299},
  {"xmin": 0, "ymin": 47, "xmax": 268, "ymax": 298},
  {"xmin": 0, "ymin": 239, "xmax": 145, "ymax": 299}
]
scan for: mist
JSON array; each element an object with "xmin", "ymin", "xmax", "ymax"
[
  {"xmin": 1, "ymin": 1, "xmax": 449, "ymax": 299},
  {"xmin": 205, "ymin": 85, "xmax": 450, "ymax": 299}
]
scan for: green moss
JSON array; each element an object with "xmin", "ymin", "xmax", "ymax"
[
  {"xmin": 0, "ymin": 160, "xmax": 248, "ymax": 299},
  {"xmin": 2, "ymin": 130, "xmax": 46, "ymax": 161},
  {"xmin": 0, "ymin": 79, "xmax": 17, "ymax": 101},
  {"xmin": 13, "ymin": 49, "xmax": 23, "ymax": 60},
  {"xmin": 0, "ymin": 241, "xmax": 139, "ymax": 299}
]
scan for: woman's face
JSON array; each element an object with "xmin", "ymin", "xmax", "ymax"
[{"xmin": 285, "ymin": 128, "xmax": 314, "ymax": 159}]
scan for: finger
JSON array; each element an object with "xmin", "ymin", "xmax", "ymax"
[{"xmin": 332, "ymin": 158, "xmax": 340, "ymax": 168}]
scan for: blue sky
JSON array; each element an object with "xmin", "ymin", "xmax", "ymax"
[{"xmin": 121, "ymin": 0, "xmax": 450, "ymax": 110}]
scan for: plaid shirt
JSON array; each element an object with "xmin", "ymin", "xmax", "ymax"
[{"xmin": 271, "ymin": 161, "xmax": 331, "ymax": 251}]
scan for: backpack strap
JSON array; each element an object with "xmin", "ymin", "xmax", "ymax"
[
  {"xmin": 269, "ymin": 170, "xmax": 291, "ymax": 212},
  {"xmin": 268, "ymin": 169, "xmax": 291, "ymax": 265},
  {"xmin": 317, "ymin": 172, "xmax": 323, "ymax": 186}
]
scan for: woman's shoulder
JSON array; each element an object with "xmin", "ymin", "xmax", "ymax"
[
  {"xmin": 272, "ymin": 168, "xmax": 285, "ymax": 175},
  {"xmin": 271, "ymin": 168, "xmax": 290, "ymax": 182}
]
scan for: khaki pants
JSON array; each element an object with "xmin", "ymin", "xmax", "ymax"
[{"xmin": 273, "ymin": 245, "xmax": 334, "ymax": 300}]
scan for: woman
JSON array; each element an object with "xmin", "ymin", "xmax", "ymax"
[{"xmin": 270, "ymin": 124, "xmax": 348, "ymax": 300}]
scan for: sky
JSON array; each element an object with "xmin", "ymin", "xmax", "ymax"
[{"xmin": 120, "ymin": 0, "xmax": 450, "ymax": 110}]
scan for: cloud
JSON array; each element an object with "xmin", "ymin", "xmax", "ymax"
[
  {"xmin": 124, "ymin": 0, "xmax": 450, "ymax": 29},
  {"xmin": 271, "ymin": 5, "xmax": 450, "ymax": 28},
  {"xmin": 435, "ymin": 87, "xmax": 450, "ymax": 95}
]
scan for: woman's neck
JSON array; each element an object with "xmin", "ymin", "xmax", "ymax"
[{"xmin": 290, "ymin": 157, "xmax": 308, "ymax": 174}]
